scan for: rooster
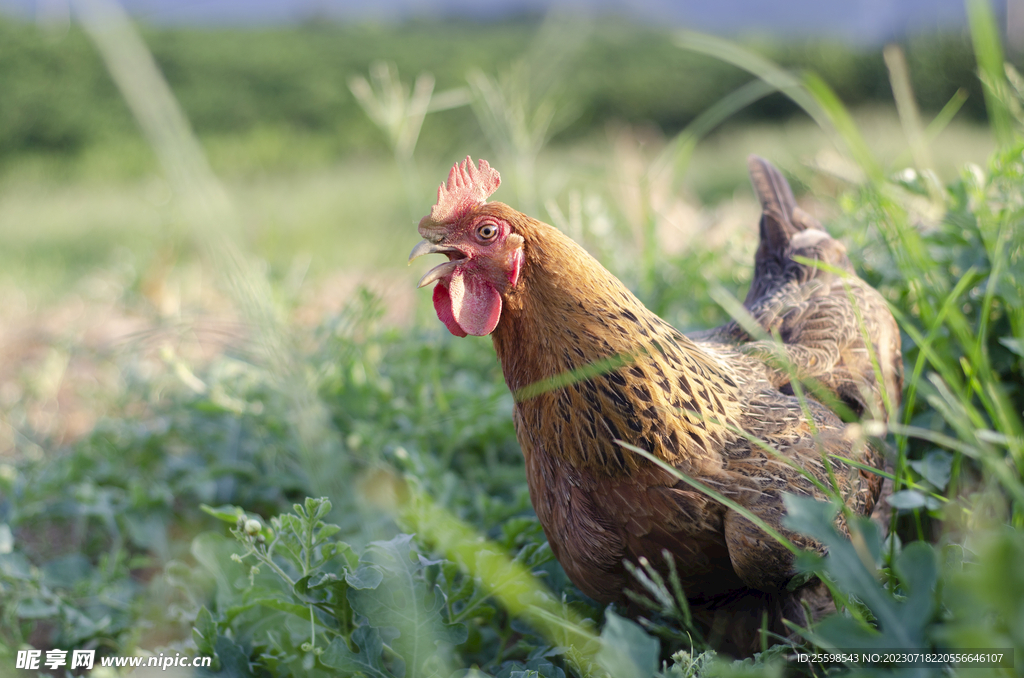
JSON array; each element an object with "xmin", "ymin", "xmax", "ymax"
[{"xmin": 409, "ymin": 156, "xmax": 901, "ymax": 655}]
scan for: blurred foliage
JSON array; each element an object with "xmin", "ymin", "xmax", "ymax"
[
  {"xmin": 2, "ymin": 139, "xmax": 1023, "ymax": 672},
  {"xmin": 835, "ymin": 144, "xmax": 1024, "ymax": 533},
  {"xmin": 0, "ymin": 15, "xmax": 999, "ymax": 176},
  {"xmin": 2, "ymin": 7, "xmax": 1024, "ymax": 678}
]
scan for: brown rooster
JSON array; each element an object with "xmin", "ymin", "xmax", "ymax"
[{"xmin": 409, "ymin": 156, "xmax": 901, "ymax": 655}]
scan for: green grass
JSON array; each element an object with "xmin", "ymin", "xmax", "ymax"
[
  {"xmin": 0, "ymin": 5, "xmax": 1023, "ymax": 678},
  {"xmin": 0, "ymin": 109, "xmax": 994, "ymax": 307}
]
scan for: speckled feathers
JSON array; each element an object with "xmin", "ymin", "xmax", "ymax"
[{"xmin": 415, "ymin": 156, "xmax": 901, "ymax": 656}]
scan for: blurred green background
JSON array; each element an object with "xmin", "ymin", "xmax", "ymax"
[
  {"xmin": 0, "ymin": 13, "xmax": 1001, "ymax": 298},
  {"xmin": 1, "ymin": 2, "xmax": 1022, "ymax": 676}
]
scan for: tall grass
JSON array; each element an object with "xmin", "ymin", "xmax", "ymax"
[
  {"xmin": 74, "ymin": 0, "xmax": 351, "ymax": 507},
  {"xmin": 1, "ymin": 0, "xmax": 1022, "ymax": 676}
]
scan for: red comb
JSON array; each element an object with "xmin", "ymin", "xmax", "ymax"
[{"xmin": 423, "ymin": 156, "xmax": 501, "ymax": 229}]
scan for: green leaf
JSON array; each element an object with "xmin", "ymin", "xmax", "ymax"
[
  {"xmin": 41, "ymin": 554, "xmax": 92, "ymax": 587},
  {"xmin": 213, "ymin": 635, "xmax": 256, "ymax": 677},
  {"xmin": 348, "ymin": 534, "xmax": 467, "ymax": 676},
  {"xmin": 123, "ymin": 512, "xmax": 169, "ymax": 557},
  {"xmin": 304, "ymin": 572, "xmax": 339, "ymax": 591},
  {"xmin": 850, "ymin": 515, "xmax": 883, "ymax": 566},
  {"xmin": 893, "ymin": 541, "xmax": 938, "ymax": 628},
  {"xmin": 909, "ymin": 450, "xmax": 954, "ymax": 490},
  {"xmin": 0, "ymin": 524, "xmax": 12, "ymax": 554},
  {"xmin": 320, "ymin": 625, "xmax": 394, "ymax": 678},
  {"xmin": 0, "ymin": 552, "xmax": 33, "ymax": 579},
  {"xmin": 786, "ymin": 560, "xmax": 822, "ymax": 591},
  {"xmin": 999, "ymin": 336, "xmax": 1024, "ymax": 357},
  {"xmin": 201, "ymin": 503, "xmax": 246, "ymax": 524},
  {"xmin": 251, "ymin": 597, "xmax": 314, "ymax": 621},
  {"xmin": 497, "ymin": 658, "xmax": 566, "ymax": 678},
  {"xmin": 596, "ymin": 608, "xmax": 659, "ymax": 678},
  {"xmin": 325, "ymin": 540, "xmax": 360, "ymax": 571},
  {"xmin": 783, "ymin": 496, "xmax": 927, "ymax": 649},
  {"xmin": 293, "ymin": 574, "xmax": 313, "ymax": 596},
  {"xmin": 193, "ymin": 606, "xmax": 218, "ymax": 656},
  {"xmin": 16, "ymin": 597, "xmax": 60, "ymax": 619},
  {"xmin": 806, "ymin": 613, "xmax": 885, "ymax": 651},
  {"xmin": 780, "ymin": 494, "xmax": 839, "ymax": 544},
  {"xmin": 299, "ymin": 496, "xmax": 333, "ymax": 524},
  {"xmin": 887, "ymin": 489, "xmax": 928, "ymax": 511},
  {"xmin": 191, "ymin": 532, "xmax": 252, "ymax": 611},
  {"xmin": 346, "ymin": 564, "xmax": 384, "ymax": 590}
]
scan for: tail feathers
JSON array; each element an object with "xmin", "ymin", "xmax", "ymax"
[
  {"xmin": 747, "ymin": 155, "xmax": 825, "ymax": 257},
  {"xmin": 748, "ymin": 155, "xmax": 799, "ymax": 256},
  {"xmin": 741, "ymin": 156, "xmax": 850, "ymax": 313}
]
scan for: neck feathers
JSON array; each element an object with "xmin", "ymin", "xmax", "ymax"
[{"xmin": 490, "ymin": 216, "xmax": 741, "ymax": 474}]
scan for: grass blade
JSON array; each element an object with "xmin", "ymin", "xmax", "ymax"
[{"xmin": 967, "ymin": 0, "xmax": 1014, "ymax": 145}]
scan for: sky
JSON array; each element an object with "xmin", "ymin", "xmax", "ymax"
[{"xmin": 0, "ymin": 0, "xmax": 1006, "ymax": 43}]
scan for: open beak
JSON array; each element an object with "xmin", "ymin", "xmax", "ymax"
[{"xmin": 408, "ymin": 240, "xmax": 465, "ymax": 289}]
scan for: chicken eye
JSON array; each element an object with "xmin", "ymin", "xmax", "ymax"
[{"xmin": 477, "ymin": 222, "xmax": 498, "ymax": 241}]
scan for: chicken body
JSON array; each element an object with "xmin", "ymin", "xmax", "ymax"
[{"xmin": 411, "ymin": 157, "xmax": 902, "ymax": 655}]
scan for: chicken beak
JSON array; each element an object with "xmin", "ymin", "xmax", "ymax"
[
  {"xmin": 408, "ymin": 239, "xmax": 461, "ymax": 263},
  {"xmin": 416, "ymin": 261, "xmax": 460, "ymax": 288},
  {"xmin": 408, "ymin": 240, "xmax": 464, "ymax": 288}
]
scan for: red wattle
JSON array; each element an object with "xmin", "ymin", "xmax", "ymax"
[
  {"xmin": 433, "ymin": 283, "xmax": 468, "ymax": 337},
  {"xmin": 448, "ymin": 267, "xmax": 502, "ymax": 336},
  {"xmin": 432, "ymin": 268, "xmax": 502, "ymax": 337}
]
